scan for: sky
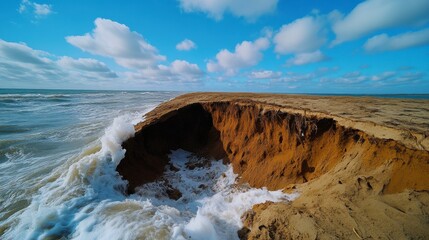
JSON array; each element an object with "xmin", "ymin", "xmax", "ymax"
[{"xmin": 0, "ymin": 0, "xmax": 429, "ymax": 93}]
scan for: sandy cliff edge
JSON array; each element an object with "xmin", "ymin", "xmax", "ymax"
[
  {"xmin": 137, "ymin": 93, "xmax": 429, "ymax": 151},
  {"xmin": 118, "ymin": 93, "xmax": 429, "ymax": 239}
]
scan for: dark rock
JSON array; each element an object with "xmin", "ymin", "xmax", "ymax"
[
  {"xmin": 166, "ymin": 188, "xmax": 182, "ymax": 200},
  {"xmin": 237, "ymin": 227, "xmax": 251, "ymax": 240}
]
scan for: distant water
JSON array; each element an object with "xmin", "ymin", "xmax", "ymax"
[{"xmin": 0, "ymin": 89, "xmax": 295, "ymax": 240}]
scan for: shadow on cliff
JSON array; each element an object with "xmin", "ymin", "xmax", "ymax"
[{"xmin": 117, "ymin": 103, "xmax": 228, "ymax": 193}]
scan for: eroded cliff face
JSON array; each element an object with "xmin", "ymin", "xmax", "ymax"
[
  {"xmin": 118, "ymin": 101, "xmax": 429, "ymax": 194},
  {"xmin": 117, "ymin": 96, "xmax": 429, "ymax": 239}
]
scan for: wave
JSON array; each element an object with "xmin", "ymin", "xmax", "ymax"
[
  {"xmin": 0, "ymin": 125, "xmax": 30, "ymax": 134},
  {"xmin": 0, "ymin": 146, "xmax": 30, "ymax": 165},
  {"xmin": 0, "ymin": 94, "xmax": 72, "ymax": 105},
  {"xmin": 0, "ymin": 94, "xmax": 71, "ymax": 98},
  {"xmin": 0, "ymin": 112, "xmax": 140, "ymax": 239}
]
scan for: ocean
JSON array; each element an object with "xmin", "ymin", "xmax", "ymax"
[{"xmin": 0, "ymin": 89, "xmax": 295, "ymax": 240}]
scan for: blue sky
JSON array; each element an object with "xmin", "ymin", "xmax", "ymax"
[{"xmin": 0, "ymin": 0, "xmax": 429, "ymax": 93}]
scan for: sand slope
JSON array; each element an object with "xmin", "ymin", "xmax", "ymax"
[{"xmin": 119, "ymin": 93, "xmax": 429, "ymax": 239}]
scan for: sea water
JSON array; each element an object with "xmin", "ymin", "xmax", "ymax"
[{"xmin": 0, "ymin": 89, "xmax": 297, "ymax": 240}]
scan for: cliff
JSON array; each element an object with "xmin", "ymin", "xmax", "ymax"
[{"xmin": 117, "ymin": 93, "xmax": 429, "ymax": 239}]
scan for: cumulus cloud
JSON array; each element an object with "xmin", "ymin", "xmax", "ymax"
[
  {"xmin": 65, "ymin": 18, "xmax": 204, "ymax": 84},
  {"xmin": 207, "ymin": 37, "xmax": 269, "ymax": 75},
  {"xmin": 274, "ymin": 16, "xmax": 327, "ymax": 54},
  {"xmin": 176, "ymin": 39, "xmax": 197, "ymax": 51},
  {"xmin": 178, "ymin": 0, "xmax": 278, "ymax": 21},
  {"xmin": 332, "ymin": 0, "xmax": 429, "ymax": 44},
  {"xmin": 364, "ymin": 28, "xmax": 429, "ymax": 52},
  {"xmin": 66, "ymin": 18, "xmax": 166, "ymax": 69},
  {"xmin": 170, "ymin": 60, "xmax": 202, "ymax": 77},
  {"xmin": 286, "ymin": 50, "xmax": 327, "ymax": 66},
  {"xmin": 18, "ymin": 0, "xmax": 53, "ymax": 18},
  {"xmin": 0, "ymin": 39, "xmax": 117, "ymax": 86},
  {"xmin": 273, "ymin": 15, "xmax": 328, "ymax": 66},
  {"xmin": 123, "ymin": 60, "xmax": 203, "ymax": 83}
]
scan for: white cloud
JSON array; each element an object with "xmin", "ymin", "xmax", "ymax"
[
  {"xmin": 0, "ymin": 39, "xmax": 117, "ymax": 87},
  {"xmin": 0, "ymin": 38, "xmax": 204, "ymax": 89},
  {"xmin": 278, "ymin": 73, "xmax": 314, "ymax": 83},
  {"xmin": 176, "ymin": 39, "xmax": 197, "ymax": 51},
  {"xmin": 18, "ymin": 0, "xmax": 53, "ymax": 17},
  {"xmin": 332, "ymin": 0, "xmax": 429, "ymax": 44},
  {"xmin": 123, "ymin": 60, "xmax": 203, "ymax": 83},
  {"xmin": 249, "ymin": 70, "xmax": 282, "ymax": 79},
  {"xmin": 33, "ymin": 3, "xmax": 52, "ymax": 16},
  {"xmin": 170, "ymin": 60, "xmax": 202, "ymax": 77},
  {"xmin": 364, "ymin": 28, "xmax": 429, "ymax": 52},
  {"xmin": 178, "ymin": 0, "xmax": 278, "ymax": 21},
  {"xmin": 66, "ymin": 18, "xmax": 204, "ymax": 84},
  {"xmin": 18, "ymin": 0, "xmax": 28, "ymax": 13},
  {"xmin": 57, "ymin": 57, "xmax": 118, "ymax": 78},
  {"xmin": 0, "ymin": 39, "xmax": 51, "ymax": 66},
  {"xmin": 321, "ymin": 71, "xmax": 369, "ymax": 85},
  {"xmin": 395, "ymin": 72, "xmax": 425, "ymax": 83},
  {"xmin": 273, "ymin": 16, "xmax": 328, "ymax": 66},
  {"xmin": 66, "ymin": 18, "xmax": 166, "ymax": 69},
  {"xmin": 321, "ymin": 70, "xmax": 425, "ymax": 88},
  {"xmin": 286, "ymin": 50, "xmax": 327, "ymax": 66},
  {"xmin": 274, "ymin": 16, "xmax": 326, "ymax": 54},
  {"xmin": 207, "ymin": 37, "xmax": 269, "ymax": 75},
  {"xmin": 371, "ymin": 71, "xmax": 396, "ymax": 81},
  {"xmin": 275, "ymin": 67, "xmax": 338, "ymax": 83}
]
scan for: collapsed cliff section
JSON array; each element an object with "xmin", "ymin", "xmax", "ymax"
[{"xmin": 117, "ymin": 93, "xmax": 429, "ymax": 239}]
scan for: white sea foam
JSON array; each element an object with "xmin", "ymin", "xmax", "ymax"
[
  {"xmin": 2, "ymin": 109, "xmax": 298, "ymax": 240},
  {"xmin": 1, "ymin": 110, "xmax": 147, "ymax": 239},
  {"xmin": 133, "ymin": 149, "xmax": 298, "ymax": 240}
]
